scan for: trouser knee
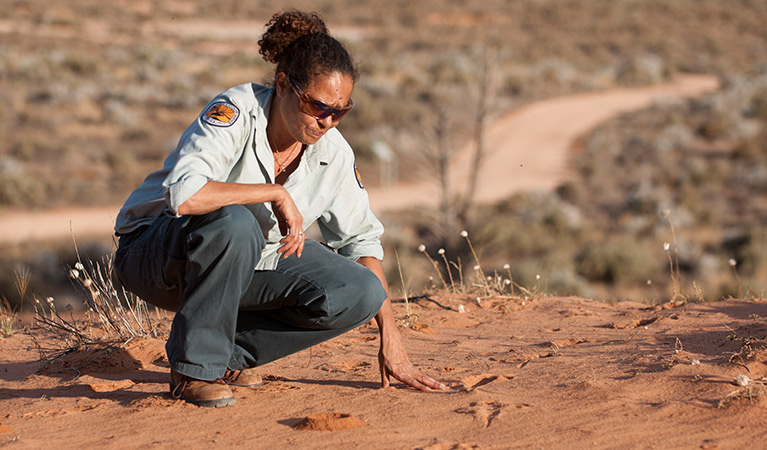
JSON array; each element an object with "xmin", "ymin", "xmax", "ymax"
[
  {"xmin": 313, "ymin": 266, "xmax": 387, "ymax": 330},
  {"xmin": 186, "ymin": 205, "xmax": 265, "ymax": 257}
]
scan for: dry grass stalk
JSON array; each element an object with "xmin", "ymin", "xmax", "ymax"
[
  {"xmin": 660, "ymin": 209, "xmax": 685, "ymax": 301},
  {"xmin": 13, "ymin": 265, "xmax": 30, "ymax": 317},
  {"xmin": 394, "ymin": 248, "xmax": 417, "ymax": 327}
]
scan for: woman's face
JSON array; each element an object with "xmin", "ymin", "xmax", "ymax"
[{"xmin": 276, "ymin": 71, "xmax": 354, "ymax": 145}]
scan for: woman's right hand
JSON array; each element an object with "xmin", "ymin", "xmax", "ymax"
[{"xmin": 272, "ymin": 187, "xmax": 305, "ymax": 258}]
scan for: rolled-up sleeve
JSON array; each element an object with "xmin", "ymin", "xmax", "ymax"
[
  {"xmin": 319, "ymin": 155, "xmax": 385, "ymax": 261},
  {"xmin": 161, "ymin": 98, "xmax": 248, "ymax": 216}
]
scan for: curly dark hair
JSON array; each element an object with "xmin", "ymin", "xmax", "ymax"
[{"xmin": 258, "ymin": 10, "xmax": 358, "ymax": 86}]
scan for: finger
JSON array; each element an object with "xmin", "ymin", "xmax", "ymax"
[
  {"xmin": 387, "ymin": 366, "xmax": 428, "ymax": 391},
  {"xmin": 380, "ymin": 361, "xmax": 390, "ymax": 388},
  {"xmin": 277, "ymin": 236, "xmax": 298, "ymax": 258},
  {"xmin": 417, "ymin": 374, "xmax": 447, "ymax": 391},
  {"xmin": 278, "ymin": 229, "xmax": 304, "ymax": 258},
  {"xmin": 296, "ymin": 231, "xmax": 305, "ymax": 258}
]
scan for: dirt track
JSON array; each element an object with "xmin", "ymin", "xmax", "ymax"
[{"xmin": 0, "ymin": 75, "xmax": 718, "ymax": 244}]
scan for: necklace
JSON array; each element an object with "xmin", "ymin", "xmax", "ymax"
[{"xmin": 273, "ymin": 141, "xmax": 301, "ymax": 174}]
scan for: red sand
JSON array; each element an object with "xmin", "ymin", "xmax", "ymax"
[{"xmin": 2, "ymin": 295, "xmax": 766, "ymax": 448}]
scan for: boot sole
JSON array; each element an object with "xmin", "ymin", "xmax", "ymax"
[
  {"xmin": 181, "ymin": 394, "xmax": 236, "ymax": 408},
  {"xmin": 169, "ymin": 381, "xmax": 237, "ymax": 408},
  {"xmin": 229, "ymin": 380, "xmax": 264, "ymax": 388}
]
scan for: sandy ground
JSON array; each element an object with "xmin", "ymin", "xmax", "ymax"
[
  {"xmin": 2, "ymin": 295, "xmax": 766, "ymax": 448},
  {"xmin": 0, "ymin": 75, "xmax": 718, "ymax": 245}
]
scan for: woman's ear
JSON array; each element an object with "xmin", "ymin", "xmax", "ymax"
[{"xmin": 275, "ymin": 72, "xmax": 289, "ymax": 97}]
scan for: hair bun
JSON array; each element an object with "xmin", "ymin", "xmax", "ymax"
[{"xmin": 258, "ymin": 10, "xmax": 328, "ymax": 64}]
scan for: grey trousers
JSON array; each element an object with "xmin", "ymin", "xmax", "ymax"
[{"xmin": 114, "ymin": 205, "xmax": 386, "ymax": 381}]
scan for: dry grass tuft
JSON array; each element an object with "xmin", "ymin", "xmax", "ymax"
[
  {"xmin": 29, "ymin": 252, "xmax": 166, "ymax": 364},
  {"xmin": 718, "ymin": 378, "xmax": 767, "ymax": 409}
]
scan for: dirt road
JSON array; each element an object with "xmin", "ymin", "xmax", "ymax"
[{"xmin": 0, "ymin": 75, "xmax": 718, "ymax": 244}]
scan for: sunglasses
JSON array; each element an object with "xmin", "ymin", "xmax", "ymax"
[{"xmin": 289, "ymin": 76, "xmax": 354, "ymax": 121}]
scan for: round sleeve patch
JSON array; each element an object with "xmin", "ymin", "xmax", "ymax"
[
  {"xmin": 201, "ymin": 101, "xmax": 240, "ymax": 127},
  {"xmin": 354, "ymin": 162, "xmax": 364, "ymax": 189}
]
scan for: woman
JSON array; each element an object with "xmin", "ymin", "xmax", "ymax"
[{"xmin": 114, "ymin": 10, "xmax": 444, "ymax": 407}]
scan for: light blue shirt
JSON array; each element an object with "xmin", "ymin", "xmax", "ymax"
[{"xmin": 115, "ymin": 83, "xmax": 384, "ymax": 270}]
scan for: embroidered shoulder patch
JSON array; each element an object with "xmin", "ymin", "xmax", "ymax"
[
  {"xmin": 354, "ymin": 162, "xmax": 364, "ymax": 189},
  {"xmin": 201, "ymin": 101, "xmax": 240, "ymax": 127}
]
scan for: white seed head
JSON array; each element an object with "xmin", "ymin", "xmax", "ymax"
[
  {"xmin": 536, "ymin": 274, "xmax": 541, "ymax": 280},
  {"xmin": 46, "ymin": 297, "xmax": 54, "ymax": 305},
  {"xmin": 646, "ymin": 279, "xmax": 652, "ymax": 286},
  {"xmin": 438, "ymin": 248, "xmax": 445, "ymax": 255},
  {"xmin": 659, "ymin": 208, "xmax": 671, "ymax": 218},
  {"xmin": 83, "ymin": 279, "xmax": 93, "ymax": 288},
  {"xmin": 504, "ymin": 279, "xmax": 511, "ymax": 285},
  {"xmin": 458, "ymin": 304, "xmax": 466, "ymax": 313},
  {"xmin": 486, "ymin": 276, "xmax": 492, "ymax": 281},
  {"xmin": 729, "ymin": 258, "xmax": 737, "ymax": 267},
  {"xmin": 473, "ymin": 265, "xmax": 480, "ymax": 271},
  {"xmin": 663, "ymin": 242, "xmax": 670, "ymax": 251},
  {"xmin": 74, "ymin": 262, "xmax": 85, "ymax": 270},
  {"xmin": 417, "ymin": 244, "xmax": 426, "ymax": 253},
  {"xmin": 691, "ymin": 359, "xmax": 700, "ymax": 366},
  {"xmin": 460, "ymin": 230, "xmax": 469, "ymax": 238},
  {"xmin": 69, "ymin": 269, "xmax": 80, "ymax": 279},
  {"xmin": 503, "ymin": 263, "xmax": 510, "ymax": 270},
  {"xmin": 734, "ymin": 374, "xmax": 750, "ymax": 386}
]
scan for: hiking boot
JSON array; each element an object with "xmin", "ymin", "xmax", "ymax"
[
  {"xmin": 169, "ymin": 369, "xmax": 236, "ymax": 408},
  {"xmin": 223, "ymin": 367, "xmax": 264, "ymax": 387}
]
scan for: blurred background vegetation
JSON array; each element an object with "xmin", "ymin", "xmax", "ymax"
[{"xmin": 0, "ymin": 0, "xmax": 765, "ymax": 306}]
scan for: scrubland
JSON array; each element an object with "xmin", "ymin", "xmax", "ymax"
[{"xmin": 1, "ymin": 0, "xmax": 766, "ymax": 303}]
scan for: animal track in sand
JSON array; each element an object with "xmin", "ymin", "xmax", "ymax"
[
  {"xmin": 21, "ymin": 404, "xmax": 101, "ymax": 419},
  {"xmin": 455, "ymin": 401, "xmax": 508, "ymax": 428},
  {"xmin": 292, "ymin": 412, "xmax": 364, "ymax": 431},
  {"xmin": 438, "ymin": 318, "xmax": 481, "ymax": 328},
  {"xmin": 415, "ymin": 442, "xmax": 480, "ymax": 450},
  {"xmin": 318, "ymin": 360, "xmax": 373, "ymax": 373}
]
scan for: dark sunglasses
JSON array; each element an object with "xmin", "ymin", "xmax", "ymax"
[{"xmin": 289, "ymin": 76, "xmax": 354, "ymax": 121}]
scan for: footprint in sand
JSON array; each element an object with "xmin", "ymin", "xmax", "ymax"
[{"xmin": 455, "ymin": 401, "xmax": 508, "ymax": 428}]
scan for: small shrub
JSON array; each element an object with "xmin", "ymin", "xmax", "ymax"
[{"xmin": 576, "ymin": 237, "xmax": 659, "ymax": 284}]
